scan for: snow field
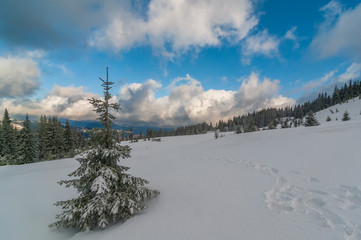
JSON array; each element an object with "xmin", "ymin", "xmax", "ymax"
[{"xmin": 1, "ymin": 98, "xmax": 361, "ymax": 240}]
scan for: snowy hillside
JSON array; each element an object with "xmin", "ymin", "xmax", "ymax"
[
  {"xmin": 1, "ymin": 99, "xmax": 361, "ymax": 240},
  {"xmin": 316, "ymin": 97, "xmax": 361, "ymax": 124}
]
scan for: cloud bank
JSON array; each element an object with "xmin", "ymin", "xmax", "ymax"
[
  {"xmin": 1, "ymin": 74, "xmax": 294, "ymax": 126},
  {"xmin": 118, "ymin": 73, "xmax": 294, "ymax": 126},
  {"xmin": 0, "ymin": 85, "xmax": 97, "ymax": 120}
]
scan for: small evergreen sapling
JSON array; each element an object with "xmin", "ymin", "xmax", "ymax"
[
  {"xmin": 245, "ymin": 119, "xmax": 257, "ymax": 132},
  {"xmin": 235, "ymin": 125, "xmax": 242, "ymax": 134},
  {"xmin": 342, "ymin": 111, "xmax": 350, "ymax": 121},
  {"xmin": 50, "ymin": 68, "xmax": 159, "ymax": 231},
  {"xmin": 326, "ymin": 116, "xmax": 331, "ymax": 122}
]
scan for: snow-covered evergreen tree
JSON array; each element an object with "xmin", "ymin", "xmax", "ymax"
[
  {"xmin": 304, "ymin": 111, "xmax": 319, "ymax": 127},
  {"xmin": 342, "ymin": 111, "xmax": 350, "ymax": 121},
  {"xmin": 17, "ymin": 114, "xmax": 37, "ymax": 164},
  {"xmin": 268, "ymin": 120, "xmax": 277, "ymax": 130},
  {"xmin": 50, "ymin": 67, "xmax": 159, "ymax": 231},
  {"xmin": 214, "ymin": 131, "xmax": 219, "ymax": 139}
]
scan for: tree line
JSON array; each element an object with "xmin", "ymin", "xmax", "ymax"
[
  {"xmin": 1, "ymin": 79, "xmax": 360, "ymax": 162},
  {"xmin": 0, "ymin": 111, "xmax": 86, "ymax": 165}
]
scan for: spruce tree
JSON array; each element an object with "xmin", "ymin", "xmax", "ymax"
[
  {"xmin": 304, "ymin": 111, "xmax": 320, "ymax": 127},
  {"xmin": 45, "ymin": 117, "xmax": 65, "ymax": 160},
  {"xmin": 326, "ymin": 116, "xmax": 331, "ymax": 122},
  {"xmin": 17, "ymin": 114, "xmax": 37, "ymax": 164},
  {"xmin": 1, "ymin": 109, "xmax": 16, "ymax": 165},
  {"xmin": 50, "ymin": 67, "xmax": 159, "ymax": 231},
  {"xmin": 44, "ymin": 117, "xmax": 57, "ymax": 160},
  {"xmin": 73, "ymin": 128, "xmax": 85, "ymax": 151},
  {"xmin": 37, "ymin": 115, "xmax": 47, "ymax": 161},
  {"xmin": 54, "ymin": 117, "xmax": 65, "ymax": 158},
  {"xmin": 63, "ymin": 120, "xmax": 74, "ymax": 157},
  {"xmin": 342, "ymin": 111, "xmax": 350, "ymax": 121}
]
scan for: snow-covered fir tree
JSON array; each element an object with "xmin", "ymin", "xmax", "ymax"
[
  {"xmin": 17, "ymin": 114, "xmax": 37, "ymax": 164},
  {"xmin": 50, "ymin": 67, "xmax": 159, "ymax": 231},
  {"xmin": 304, "ymin": 111, "xmax": 319, "ymax": 127}
]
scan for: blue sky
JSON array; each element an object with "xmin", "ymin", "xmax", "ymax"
[{"xmin": 0, "ymin": 0, "xmax": 361, "ymax": 127}]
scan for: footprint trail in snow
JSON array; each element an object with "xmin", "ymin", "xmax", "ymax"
[{"xmin": 213, "ymin": 154, "xmax": 361, "ymax": 240}]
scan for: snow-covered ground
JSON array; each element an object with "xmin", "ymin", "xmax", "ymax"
[{"xmin": 1, "ymin": 98, "xmax": 361, "ymax": 240}]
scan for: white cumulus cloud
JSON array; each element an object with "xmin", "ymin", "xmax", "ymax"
[
  {"xmin": 117, "ymin": 73, "xmax": 294, "ymax": 126},
  {"xmin": 90, "ymin": 0, "xmax": 258, "ymax": 57},
  {"xmin": 242, "ymin": 30, "xmax": 280, "ymax": 64}
]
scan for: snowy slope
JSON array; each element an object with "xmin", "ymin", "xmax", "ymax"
[
  {"xmin": 1, "ymin": 99, "xmax": 361, "ymax": 240},
  {"xmin": 316, "ymin": 97, "xmax": 361, "ymax": 124}
]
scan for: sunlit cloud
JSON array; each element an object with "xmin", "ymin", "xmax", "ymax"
[{"xmin": 1, "ymin": 73, "xmax": 294, "ymax": 127}]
